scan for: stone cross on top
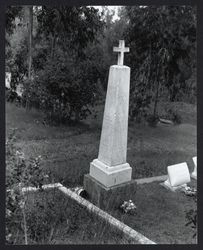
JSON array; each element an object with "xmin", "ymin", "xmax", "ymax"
[{"xmin": 113, "ymin": 40, "xmax": 129, "ymax": 66}]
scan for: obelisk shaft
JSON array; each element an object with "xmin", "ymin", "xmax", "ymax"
[{"xmin": 98, "ymin": 65, "xmax": 130, "ymax": 166}]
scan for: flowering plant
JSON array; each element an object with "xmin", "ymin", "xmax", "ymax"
[
  {"xmin": 182, "ymin": 186, "xmax": 197, "ymax": 197},
  {"xmin": 184, "ymin": 186, "xmax": 197, "ymax": 238},
  {"xmin": 120, "ymin": 200, "xmax": 137, "ymax": 215}
]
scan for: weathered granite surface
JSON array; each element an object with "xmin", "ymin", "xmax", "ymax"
[
  {"xmin": 84, "ymin": 174, "xmax": 137, "ymax": 209},
  {"xmin": 98, "ymin": 65, "xmax": 130, "ymax": 166},
  {"xmin": 90, "ymin": 159, "xmax": 132, "ymax": 188}
]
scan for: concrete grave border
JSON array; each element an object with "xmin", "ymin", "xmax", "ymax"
[
  {"xmin": 20, "ymin": 170, "xmax": 196, "ymax": 244},
  {"xmin": 22, "ymin": 183, "xmax": 156, "ymax": 245},
  {"xmin": 136, "ymin": 175, "xmax": 168, "ymax": 184}
]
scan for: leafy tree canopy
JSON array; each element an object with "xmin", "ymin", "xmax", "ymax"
[{"xmin": 122, "ymin": 6, "xmax": 196, "ymax": 120}]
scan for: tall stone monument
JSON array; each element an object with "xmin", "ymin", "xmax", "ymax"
[{"xmin": 84, "ymin": 40, "xmax": 137, "ymax": 209}]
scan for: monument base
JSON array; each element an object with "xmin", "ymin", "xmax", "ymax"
[
  {"xmin": 89, "ymin": 159, "xmax": 132, "ymax": 188},
  {"xmin": 84, "ymin": 174, "xmax": 137, "ymax": 209},
  {"xmin": 160, "ymin": 179, "xmax": 188, "ymax": 192}
]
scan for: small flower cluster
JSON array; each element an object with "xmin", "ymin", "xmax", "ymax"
[
  {"xmin": 15, "ymin": 150, "xmax": 25, "ymax": 159},
  {"xmin": 182, "ymin": 186, "xmax": 197, "ymax": 197},
  {"xmin": 120, "ymin": 200, "xmax": 137, "ymax": 214}
]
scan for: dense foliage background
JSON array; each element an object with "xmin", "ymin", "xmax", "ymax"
[{"xmin": 6, "ymin": 5, "xmax": 196, "ymax": 124}]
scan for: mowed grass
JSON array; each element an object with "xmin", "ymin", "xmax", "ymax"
[
  {"xmin": 109, "ymin": 180, "xmax": 197, "ymax": 244},
  {"xmin": 6, "ymin": 101, "xmax": 197, "ymax": 187}
]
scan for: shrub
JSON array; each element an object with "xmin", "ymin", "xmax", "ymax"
[
  {"xmin": 185, "ymin": 189, "xmax": 197, "ymax": 238},
  {"xmin": 164, "ymin": 106, "xmax": 182, "ymax": 125},
  {"xmin": 171, "ymin": 112, "xmax": 182, "ymax": 124},
  {"xmin": 22, "ymin": 50, "xmax": 101, "ymax": 124},
  {"xmin": 6, "ymin": 89, "xmax": 21, "ymax": 104},
  {"xmin": 146, "ymin": 114, "xmax": 159, "ymax": 127},
  {"xmin": 6, "ymin": 129, "xmax": 50, "ymax": 244}
]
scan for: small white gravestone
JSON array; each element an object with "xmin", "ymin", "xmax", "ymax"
[
  {"xmin": 161, "ymin": 162, "xmax": 191, "ymax": 192},
  {"xmin": 5, "ymin": 72, "xmax": 11, "ymax": 89},
  {"xmin": 191, "ymin": 156, "xmax": 197, "ymax": 180}
]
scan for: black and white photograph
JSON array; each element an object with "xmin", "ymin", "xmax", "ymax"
[{"xmin": 5, "ymin": 3, "xmax": 197, "ymax": 245}]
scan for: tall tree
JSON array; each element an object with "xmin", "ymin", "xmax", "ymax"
[
  {"xmin": 6, "ymin": 6, "xmax": 25, "ymax": 85},
  {"xmin": 123, "ymin": 6, "xmax": 196, "ymax": 120},
  {"xmin": 22, "ymin": 6, "xmax": 104, "ymax": 122}
]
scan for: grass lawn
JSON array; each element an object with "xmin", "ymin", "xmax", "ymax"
[
  {"xmin": 108, "ymin": 180, "xmax": 197, "ymax": 244},
  {"xmin": 6, "ymin": 101, "xmax": 197, "ymax": 186}
]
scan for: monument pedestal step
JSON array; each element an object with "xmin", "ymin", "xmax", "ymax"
[
  {"xmin": 84, "ymin": 174, "xmax": 137, "ymax": 209},
  {"xmin": 89, "ymin": 159, "xmax": 132, "ymax": 188}
]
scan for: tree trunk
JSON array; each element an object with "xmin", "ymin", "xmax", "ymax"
[
  {"xmin": 28, "ymin": 6, "xmax": 33, "ymax": 80},
  {"xmin": 153, "ymin": 63, "xmax": 161, "ymax": 117},
  {"xmin": 153, "ymin": 80, "xmax": 160, "ymax": 117},
  {"xmin": 26, "ymin": 6, "xmax": 33, "ymax": 111}
]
